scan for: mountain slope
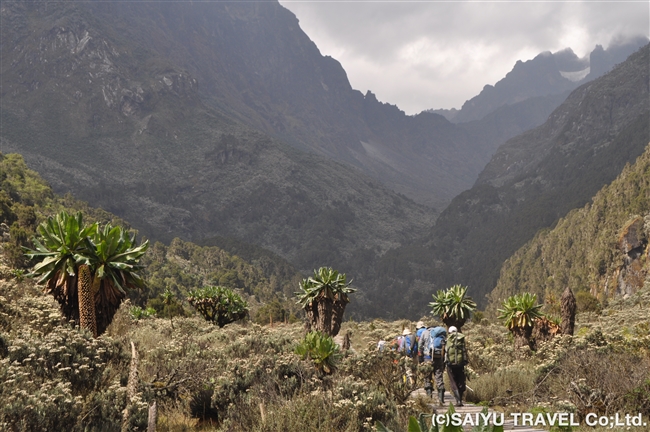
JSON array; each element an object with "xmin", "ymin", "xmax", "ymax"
[
  {"xmin": 432, "ymin": 44, "xmax": 650, "ymax": 306},
  {"xmin": 0, "ymin": 0, "xmax": 577, "ymax": 210},
  {"xmin": 367, "ymin": 44, "xmax": 650, "ymax": 314},
  {"xmin": 0, "ymin": 151, "xmax": 304, "ymax": 309},
  {"xmin": 488, "ymin": 144, "xmax": 650, "ymax": 310},
  {"xmin": 0, "ymin": 0, "xmax": 435, "ymax": 280}
]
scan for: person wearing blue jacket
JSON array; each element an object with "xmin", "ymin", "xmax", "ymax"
[{"xmin": 418, "ymin": 324, "xmax": 446, "ymax": 405}]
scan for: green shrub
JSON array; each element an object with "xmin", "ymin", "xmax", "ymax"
[
  {"xmin": 471, "ymin": 310, "xmax": 485, "ymax": 324},
  {"xmin": 465, "ymin": 365, "xmax": 536, "ymax": 405},
  {"xmin": 188, "ymin": 285, "xmax": 248, "ymax": 327},
  {"xmin": 252, "ymin": 298, "xmax": 299, "ymax": 325},
  {"xmin": 212, "ymin": 350, "xmax": 313, "ymax": 413},
  {"xmin": 0, "ymin": 293, "xmax": 148, "ymax": 431},
  {"xmin": 575, "ymin": 291, "xmax": 601, "ymax": 313},
  {"xmin": 625, "ymin": 377, "xmax": 650, "ymax": 415},
  {"xmin": 540, "ymin": 348, "xmax": 650, "ymax": 418},
  {"xmin": 346, "ymin": 348, "xmax": 417, "ymax": 404},
  {"xmin": 295, "ymin": 330, "xmax": 342, "ymax": 374},
  {"xmin": 130, "ymin": 305, "xmax": 156, "ymax": 320}
]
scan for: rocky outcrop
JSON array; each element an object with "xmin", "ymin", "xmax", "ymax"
[
  {"xmin": 618, "ymin": 216, "xmax": 646, "ymax": 255},
  {"xmin": 616, "ymin": 216, "xmax": 648, "ymax": 297}
]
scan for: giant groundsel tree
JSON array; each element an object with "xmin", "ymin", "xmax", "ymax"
[
  {"xmin": 296, "ymin": 267, "xmax": 355, "ymax": 337},
  {"xmin": 429, "ymin": 284, "xmax": 477, "ymax": 331},
  {"xmin": 25, "ymin": 211, "xmax": 148, "ymax": 336},
  {"xmin": 498, "ymin": 292, "xmax": 544, "ymax": 347}
]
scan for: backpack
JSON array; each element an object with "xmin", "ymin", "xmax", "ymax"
[
  {"xmin": 427, "ymin": 326, "xmax": 447, "ymax": 358},
  {"xmin": 445, "ymin": 332, "xmax": 467, "ymax": 366},
  {"xmin": 400, "ymin": 334, "xmax": 416, "ymax": 357},
  {"xmin": 392, "ymin": 336, "xmax": 404, "ymax": 352}
]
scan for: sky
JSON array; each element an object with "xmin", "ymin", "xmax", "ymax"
[{"xmin": 278, "ymin": 1, "xmax": 650, "ymax": 115}]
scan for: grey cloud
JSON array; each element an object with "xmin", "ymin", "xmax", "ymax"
[{"xmin": 280, "ymin": 1, "xmax": 649, "ymax": 113}]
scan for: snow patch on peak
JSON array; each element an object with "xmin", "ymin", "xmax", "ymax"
[{"xmin": 560, "ymin": 67, "xmax": 590, "ymax": 82}]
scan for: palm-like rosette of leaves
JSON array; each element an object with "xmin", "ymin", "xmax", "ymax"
[
  {"xmin": 295, "ymin": 267, "xmax": 356, "ymax": 308},
  {"xmin": 83, "ymin": 223, "xmax": 149, "ymax": 334},
  {"xmin": 428, "ymin": 284, "xmax": 477, "ymax": 329},
  {"xmin": 25, "ymin": 211, "xmax": 96, "ymax": 286},
  {"xmin": 84, "ymin": 224, "xmax": 148, "ymax": 295},
  {"xmin": 497, "ymin": 292, "xmax": 544, "ymax": 331},
  {"xmin": 188, "ymin": 286, "xmax": 248, "ymax": 327},
  {"xmin": 24, "ymin": 211, "xmax": 97, "ymax": 322}
]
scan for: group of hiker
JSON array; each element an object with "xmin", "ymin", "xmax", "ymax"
[{"xmin": 379, "ymin": 321, "xmax": 469, "ymax": 407}]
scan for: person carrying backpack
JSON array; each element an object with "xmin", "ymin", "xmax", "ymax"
[
  {"xmin": 398, "ymin": 328, "xmax": 416, "ymax": 385},
  {"xmin": 417, "ymin": 324, "xmax": 447, "ymax": 405},
  {"xmin": 415, "ymin": 321, "xmax": 426, "ymax": 362},
  {"xmin": 445, "ymin": 326, "xmax": 468, "ymax": 406},
  {"xmin": 398, "ymin": 328, "xmax": 416, "ymax": 357}
]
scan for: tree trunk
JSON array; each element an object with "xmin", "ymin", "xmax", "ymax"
[
  {"xmin": 122, "ymin": 341, "xmax": 140, "ymax": 432},
  {"xmin": 147, "ymin": 401, "xmax": 157, "ymax": 432},
  {"xmin": 341, "ymin": 330, "xmax": 351, "ymax": 351},
  {"xmin": 78, "ymin": 264, "xmax": 98, "ymax": 338},
  {"xmin": 316, "ymin": 298, "xmax": 333, "ymax": 336},
  {"xmin": 304, "ymin": 298, "xmax": 343, "ymax": 336},
  {"xmin": 330, "ymin": 299, "xmax": 348, "ymax": 337},
  {"xmin": 442, "ymin": 315, "xmax": 466, "ymax": 332},
  {"xmin": 561, "ymin": 286, "xmax": 577, "ymax": 336},
  {"xmin": 513, "ymin": 326, "xmax": 534, "ymax": 350}
]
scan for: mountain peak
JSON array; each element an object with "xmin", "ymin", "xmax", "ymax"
[{"xmin": 433, "ymin": 36, "xmax": 648, "ymax": 124}]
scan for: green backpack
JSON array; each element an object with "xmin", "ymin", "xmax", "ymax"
[{"xmin": 445, "ymin": 332, "xmax": 467, "ymax": 366}]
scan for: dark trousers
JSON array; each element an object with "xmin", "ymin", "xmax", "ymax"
[
  {"xmin": 448, "ymin": 364, "xmax": 466, "ymax": 398},
  {"xmin": 421, "ymin": 357, "xmax": 445, "ymax": 392}
]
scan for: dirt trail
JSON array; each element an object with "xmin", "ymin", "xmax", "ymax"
[{"xmin": 411, "ymin": 388, "xmax": 548, "ymax": 432}]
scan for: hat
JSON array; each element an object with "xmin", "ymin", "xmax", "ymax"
[
  {"xmin": 448, "ymin": 326, "xmax": 458, "ymax": 333},
  {"xmin": 402, "ymin": 328, "xmax": 412, "ymax": 335},
  {"xmin": 416, "ymin": 321, "xmax": 425, "ymax": 329}
]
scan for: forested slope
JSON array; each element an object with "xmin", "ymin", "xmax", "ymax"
[
  {"xmin": 0, "ymin": 152, "xmax": 302, "ymax": 318},
  {"xmin": 489, "ymin": 144, "xmax": 650, "ymax": 310}
]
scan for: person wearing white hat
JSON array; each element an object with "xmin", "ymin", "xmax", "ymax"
[{"xmin": 398, "ymin": 328, "xmax": 414, "ymax": 355}]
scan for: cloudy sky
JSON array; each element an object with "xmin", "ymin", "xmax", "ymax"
[{"xmin": 279, "ymin": 1, "xmax": 649, "ymax": 115}]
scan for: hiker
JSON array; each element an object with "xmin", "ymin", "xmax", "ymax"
[
  {"xmin": 398, "ymin": 328, "xmax": 416, "ymax": 385},
  {"xmin": 418, "ymin": 324, "xmax": 447, "ymax": 405},
  {"xmin": 415, "ymin": 321, "xmax": 427, "ymax": 363},
  {"xmin": 445, "ymin": 326, "xmax": 468, "ymax": 406},
  {"xmin": 398, "ymin": 328, "xmax": 416, "ymax": 357}
]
